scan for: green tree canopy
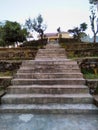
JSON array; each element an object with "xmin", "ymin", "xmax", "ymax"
[
  {"xmin": 68, "ymin": 23, "xmax": 87, "ymax": 42},
  {"xmin": 89, "ymin": 0, "xmax": 98, "ymax": 4},
  {"xmin": 25, "ymin": 14, "xmax": 47, "ymax": 39},
  {"xmin": 0, "ymin": 21, "xmax": 28, "ymax": 46}
]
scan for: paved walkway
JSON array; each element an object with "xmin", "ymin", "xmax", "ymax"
[{"xmin": 0, "ymin": 114, "xmax": 98, "ymax": 130}]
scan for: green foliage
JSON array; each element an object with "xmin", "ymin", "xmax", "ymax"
[
  {"xmin": 0, "ymin": 71, "xmax": 15, "ymax": 76},
  {"xmin": 68, "ymin": 22, "xmax": 87, "ymax": 42},
  {"xmin": 20, "ymin": 39, "xmax": 47, "ymax": 48},
  {"xmin": 89, "ymin": 0, "xmax": 98, "ymax": 4},
  {"xmin": 25, "ymin": 14, "xmax": 47, "ymax": 40},
  {"xmin": 84, "ymin": 73, "xmax": 98, "ymax": 79},
  {"xmin": 59, "ymin": 38, "xmax": 78, "ymax": 44},
  {"xmin": 0, "ymin": 21, "xmax": 28, "ymax": 46},
  {"xmin": 81, "ymin": 68, "xmax": 98, "ymax": 79}
]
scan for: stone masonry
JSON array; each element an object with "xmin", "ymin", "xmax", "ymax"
[{"xmin": 0, "ymin": 42, "xmax": 98, "ymax": 114}]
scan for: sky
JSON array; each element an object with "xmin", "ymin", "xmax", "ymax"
[{"xmin": 0, "ymin": 0, "xmax": 96, "ymax": 37}]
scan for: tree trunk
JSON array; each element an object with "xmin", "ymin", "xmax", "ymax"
[{"xmin": 93, "ymin": 33, "xmax": 96, "ymax": 43}]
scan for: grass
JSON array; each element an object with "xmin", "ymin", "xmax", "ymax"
[
  {"xmin": 0, "ymin": 71, "xmax": 16, "ymax": 77},
  {"xmin": 83, "ymin": 73, "xmax": 98, "ymax": 79},
  {"xmin": 81, "ymin": 68, "xmax": 98, "ymax": 79}
]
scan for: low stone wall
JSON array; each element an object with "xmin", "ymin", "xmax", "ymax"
[
  {"xmin": 65, "ymin": 43, "xmax": 98, "ymax": 50},
  {"xmin": 61, "ymin": 43, "xmax": 98, "ymax": 57},
  {"xmin": 77, "ymin": 58, "xmax": 98, "ymax": 95},
  {"xmin": 66, "ymin": 49, "xmax": 98, "ymax": 57},
  {"xmin": 0, "ymin": 77, "xmax": 12, "ymax": 102},
  {"xmin": 0, "ymin": 61, "xmax": 22, "ymax": 72},
  {"xmin": 77, "ymin": 58, "xmax": 98, "ymax": 75},
  {"xmin": 0, "ymin": 48, "xmax": 37, "ymax": 60},
  {"xmin": 0, "ymin": 77, "xmax": 12, "ymax": 89},
  {"xmin": 86, "ymin": 79, "xmax": 98, "ymax": 94}
]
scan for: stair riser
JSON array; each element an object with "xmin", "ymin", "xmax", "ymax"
[
  {"xmin": 22, "ymin": 61, "xmax": 77, "ymax": 65},
  {"xmin": 18, "ymin": 69, "xmax": 80, "ymax": 73},
  {"xmin": 36, "ymin": 55, "xmax": 66, "ymax": 57},
  {"xmin": 0, "ymin": 108, "xmax": 97, "ymax": 114},
  {"xmin": 36, "ymin": 53, "xmax": 66, "ymax": 55},
  {"xmin": 7, "ymin": 88, "xmax": 89, "ymax": 94},
  {"xmin": 37, "ymin": 52, "xmax": 65, "ymax": 54},
  {"xmin": 20, "ymin": 65, "xmax": 79, "ymax": 69},
  {"xmin": 36, "ymin": 57, "xmax": 66, "ymax": 59},
  {"xmin": 12, "ymin": 80, "xmax": 85, "ymax": 85},
  {"xmin": 15, "ymin": 74, "xmax": 83, "ymax": 79},
  {"xmin": 2, "ymin": 97, "xmax": 93, "ymax": 104},
  {"xmin": 21, "ymin": 65, "xmax": 79, "ymax": 69},
  {"xmin": 38, "ymin": 50, "xmax": 65, "ymax": 52}
]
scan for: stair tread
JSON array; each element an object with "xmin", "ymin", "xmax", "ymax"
[
  {"xmin": 13, "ymin": 78, "xmax": 84, "ymax": 80},
  {"xmin": 3, "ymin": 94, "xmax": 92, "ymax": 98},
  {"xmin": 17, "ymin": 72, "xmax": 82, "ymax": 74},
  {"xmin": 8, "ymin": 85, "xmax": 88, "ymax": 89},
  {"xmin": 0, "ymin": 104, "xmax": 97, "ymax": 110},
  {"xmin": 23, "ymin": 59, "xmax": 75, "ymax": 63}
]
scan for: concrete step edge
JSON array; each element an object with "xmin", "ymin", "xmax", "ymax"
[
  {"xmin": 3, "ymin": 93, "xmax": 92, "ymax": 98},
  {"xmin": 8, "ymin": 85, "xmax": 88, "ymax": 89}
]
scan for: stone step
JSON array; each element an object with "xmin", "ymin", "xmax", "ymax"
[
  {"xmin": 36, "ymin": 53, "xmax": 66, "ymax": 55},
  {"xmin": 0, "ymin": 104, "xmax": 98, "ymax": 114},
  {"xmin": 15, "ymin": 73, "xmax": 83, "ymax": 79},
  {"xmin": 35, "ymin": 58, "xmax": 67, "ymax": 60},
  {"xmin": 19, "ymin": 65, "xmax": 80, "ymax": 71},
  {"xmin": 12, "ymin": 78, "xmax": 85, "ymax": 85},
  {"xmin": 18, "ymin": 68, "xmax": 80, "ymax": 73},
  {"xmin": 35, "ymin": 56, "xmax": 66, "ymax": 59},
  {"xmin": 21, "ymin": 63, "xmax": 79, "ymax": 68},
  {"xmin": 1, "ymin": 94, "xmax": 93, "ymax": 104},
  {"xmin": 22, "ymin": 60, "xmax": 77, "ymax": 65},
  {"xmin": 36, "ymin": 52, "xmax": 66, "ymax": 55},
  {"xmin": 21, "ymin": 64, "xmax": 80, "ymax": 68},
  {"xmin": 36, "ymin": 53, "xmax": 66, "ymax": 56},
  {"xmin": 38, "ymin": 48, "xmax": 65, "ymax": 52},
  {"xmin": 7, "ymin": 85, "xmax": 89, "ymax": 94}
]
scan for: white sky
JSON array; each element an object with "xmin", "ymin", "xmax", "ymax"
[{"xmin": 0, "ymin": 0, "xmax": 96, "ymax": 37}]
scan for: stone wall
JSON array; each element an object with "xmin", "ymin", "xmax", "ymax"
[
  {"xmin": 86, "ymin": 79, "xmax": 98, "ymax": 95},
  {"xmin": 0, "ymin": 77, "xmax": 12, "ymax": 89},
  {"xmin": 0, "ymin": 48, "xmax": 37, "ymax": 60},
  {"xmin": 77, "ymin": 58, "xmax": 98, "ymax": 74},
  {"xmin": 77, "ymin": 58, "xmax": 98, "ymax": 95},
  {"xmin": 0, "ymin": 61, "xmax": 22, "ymax": 72},
  {"xmin": 61, "ymin": 43, "xmax": 98, "ymax": 57}
]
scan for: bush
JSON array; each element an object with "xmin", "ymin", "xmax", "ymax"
[{"xmin": 20, "ymin": 39, "xmax": 47, "ymax": 48}]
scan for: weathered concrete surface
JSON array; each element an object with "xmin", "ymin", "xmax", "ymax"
[
  {"xmin": 1, "ymin": 42, "xmax": 98, "ymax": 114},
  {"xmin": 0, "ymin": 114, "xmax": 98, "ymax": 130}
]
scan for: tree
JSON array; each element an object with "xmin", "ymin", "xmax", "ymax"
[
  {"xmin": 0, "ymin": 23, "xmax": 5, "ymax": 46},
  {"xmin": 89, "ymin": 0, "xmax": 98, "ymax": 11},
  {"xmin": 57, "ymin": 27, "xmax": 62, "ymax": 41},
  {"xmin": 68, "ymin": 23, "xmax": 87, "ymax": 42},
  {"xmin": 2, "ymin": 21, "xmax": 28, "ymax": 46},
  {"xmin": 90, "ymin": 6, "xmax": 98, "ymax": 43},
  {"xmin": 25, "ymin": 14, "xmax": 47, "ymax": 40},
  {"xmin": 89, "ymin": 0, "xmax": 98, "ymax": 43}
]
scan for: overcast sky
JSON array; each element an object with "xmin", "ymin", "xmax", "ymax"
[{"xmin": 0, "ymin": 0, "xmax": 95, "ymax": 37}]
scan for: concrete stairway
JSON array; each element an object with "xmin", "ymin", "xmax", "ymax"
[{"xmin": 0, "ymin": 43, "xmax": 98, "ymax": 114}]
